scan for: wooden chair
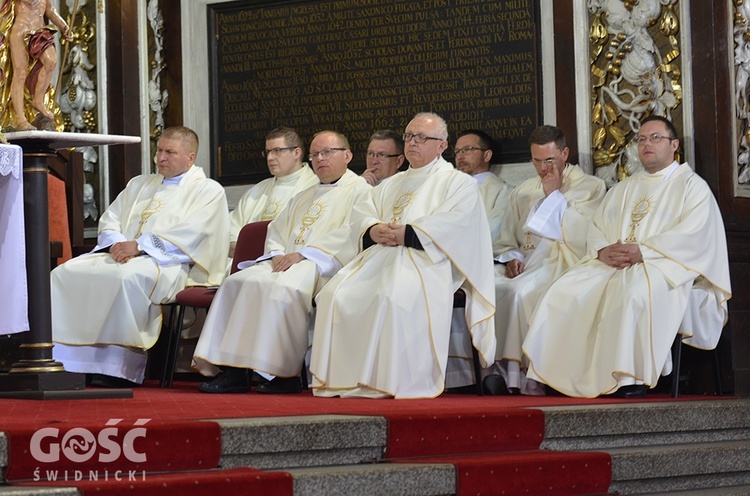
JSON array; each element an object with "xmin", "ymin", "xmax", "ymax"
[{"xmin": 160, "ymin": 220, "xmax": 271, "ymax": 387}]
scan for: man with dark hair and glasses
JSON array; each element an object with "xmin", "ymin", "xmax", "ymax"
[
  {"xmin": 194, "ymin": 131, "xmax": 370, "ymax": 394},
  {"xmin": 524, "ymin": 115, "xmax": 731, "ymax": 399},
  {"xmin": 361, "ymin": 129, "xmax": 406, "ymax": 186},
  {"xmin": 455, "ymin": 129, "xmax": 512, "ymax": 240},
  {"xmin": 311, "ymin": 112, "xmax": 496, "ymax": 398},
  {"xmin": 228, "ymin": 127, "xmax": 317, "ymax": 258},
  {"xmin": 482, "ymin": 125, "xmax": 606, "ymax": 396}
]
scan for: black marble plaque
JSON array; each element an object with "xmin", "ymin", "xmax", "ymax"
[{"xmin": 209, "ymin": 0, "xmax": 541, "ymax": 185}]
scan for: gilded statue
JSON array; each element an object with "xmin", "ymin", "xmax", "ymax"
[{"xmin": 0, "ymin": 0, "xmax": 72, "ymax": 131}]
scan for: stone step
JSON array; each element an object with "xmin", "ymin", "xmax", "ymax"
[
  {"xmin": 0, "ymin": 488, "xmax": 78, "ymax": 495},
  {"xmin": 641, "ymin": 484, "xmax": 750, "ymax": 495},
  {"xmin": 287, "ymin": 463, "xmax": 455, "ymax": 496},
  {"xmin": 604, "ymin": 440, "xmax": 750, "ymax": 494},
  {"xmin": 539, "ymin": 400, "xmax": 750, "ymax": 451},
  {"xmin": 215, "ymin": 414, "xmax": 387, "ymax": 470}
]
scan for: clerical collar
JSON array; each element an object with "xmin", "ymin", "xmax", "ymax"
[
  {"xmin": 163, "ymin": 172, "xmax": 186, "ymax": 186},
  {"xmin": 649, "ymin": 161, "xmax": 679, "ymax": 180},
  {"xmin": 276, "ymin": 165, "xmax": 307, "ymax": 185},
  {"xmin": 319, "ymin": 175, "xmax": 342, "ymax": 187},
  {"xmin": 407, "ymin": 156, "xmax": 440, "ymax": 174},
  {"xmin": 473, "ymin": 171, "xmax": 492, "ymax": 185}
]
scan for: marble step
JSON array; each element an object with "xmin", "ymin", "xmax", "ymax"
[
  {"xmin": 287, "ymin": 463, "xmax": 455, "ymax": 496},
  {"xmin": 216, "ymin": 414, "xmax": 387, "ymax": 470},
  {"xmin": 0, "ymin": 488, "xmax": 78, "ymax": 495},
  {"xmin": 539, "ymin": 400, "xmax": 750, "ymax": 451},
  {"xmin": 605, "ymin": 440, "xmax": 750, "ymax": 494}
]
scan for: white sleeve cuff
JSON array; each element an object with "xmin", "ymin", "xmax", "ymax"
[
  {"xmin": 299, "ymin": 247, "xmax": 342, "ymax": 277},
  {"xmin": 524, "ymin": 190, "xmax": 566, "ymax": 242}
]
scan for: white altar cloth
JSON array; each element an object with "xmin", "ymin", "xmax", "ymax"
[{"xmin": 0, "ymin": 143, "xmax": 28, "ymax": 335}]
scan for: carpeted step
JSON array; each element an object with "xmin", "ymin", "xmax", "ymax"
[
  {"xmin": 287, "ymin": 462, "xmax": 456, "ymax": 496},
  {"xmin": 4, "ymin": 420, "xmax": 222, "ymax": 482},
  {"xmin": 402, "ymin": 450, "xmax": 612, "ymax": 496},
  {"xmin": 540, "ymin": 401, "xmax": 750, "ymax": 451},
  {"xmin": 606, "ymin": 440, "xmax": 750, "ymax": 494},
  {"xmin": 216, "ymin": 415, "xmax": 387, "ymax": 470},
  {"xmin": 11, "ymin": 467, "xmax": 292, "ymax": 496},
  {"xmin": 384, "ymin": 409, "xmax": 545, "ymax": 458}
]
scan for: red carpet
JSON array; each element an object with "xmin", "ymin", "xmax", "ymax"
[
  {"xmin": 15, "ymin": 467, "xmax": 293, "ymax": 495},
  {"xmin": 6, "ymin": 420, "xmax": 222, "ymax": 481},
  {"xmin": 405, "ymin": 451, "xmax": 612, "ymax": 496},
  {"xmin": 0, "ymin": 382, "xmax": 723, "ymax": 427},
  {"xmin": 1, "ymin": 383, "xmax": 732, "ymax": 494},
  {"xmin": 385, "ymin": 409, "xmax": 544, "ymax": 458}
]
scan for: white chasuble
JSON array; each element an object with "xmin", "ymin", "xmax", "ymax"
[
  {"xmin": 229, "ymin": 164, "xmax": 317, "ymax": 242},
  {"xmin": 478, "ymin": 172, "xmax": 512, "ymax": 241},
  {"xmin": 192, "ymin": 170, "xmax": 370, "ymax": 378},
  {"xmin": 492, "ymin": 165, "xmax": 605, "ymax": 389},
  {"xmin": 523, "ymin": 163, "xmax": 731, "ymax": 398},
  {"xmin": 311, "ymin": 157, "xmax": 496, "ymax": 399},
  {"xmin": 51, "ymin": 166, "xmax": 229, "ymax": 357}
]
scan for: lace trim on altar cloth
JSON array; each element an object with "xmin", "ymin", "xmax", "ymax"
[{"xmin": 0, "ymin": 144, "xmax": 22, "ymax": 179}]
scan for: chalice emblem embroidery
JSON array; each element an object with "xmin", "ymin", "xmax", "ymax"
[
  {"xmin": 624, "ymin": 197, "xmax": 652, "ymax": 244},
  {"xmin": 294, "ymin": 201, "xmax": 325, "ymax": 245},
  {"xmin": 261, "ymin": 200, "xmax": 281, "ymax": 221},
  {"xmin": 136, "ymin": 198, "xmax": 165, "ymax": 238},
  {"xmin": 522, "ymin": 231, "xmax": 535, "ymax": 251},
  {"xmin": 391, "ymin": 192, "xmax": 415, "ymax": 223}
]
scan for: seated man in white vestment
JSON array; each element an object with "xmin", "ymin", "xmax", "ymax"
[
  {"xmin": 228, "ymin": 127, "xmax": 317, "ymax": 258},
  {"xmin": 445, "ymin": 129, "xmax": 512, "ymax": 390},
  {"xmin": 523, "ymin": 116, "xmax": 732, "ymax": 399},
  {"xmin": 193, "ymin": 131, "xmax": 371, "ymax": 394},
  {"xmin": 310, "ymin": 112, "xmax": 497, "ymax": 399},
  {"xmin": 51, "ymin": 126, "xmax": 230, "ymax": 386},
  {"xmin": 454, "ymin": 129, "xmax": 512, "ymax": 240},
  {"xmin": 481, "ymin": 126, "xmax": 606, "ymax": 395},
  {"xmin": 361, "ymin": 129, "xmax": 405, "ymax": 186}
]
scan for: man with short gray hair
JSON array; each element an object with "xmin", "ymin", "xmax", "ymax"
[{"xmin": 311, "ymin": 112, "xmax": 496, "ymax": 399}]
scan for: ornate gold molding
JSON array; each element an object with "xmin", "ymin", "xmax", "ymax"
[{"xmin": 589, "ymin": 0, "xmax": 683, "ymax": 185}]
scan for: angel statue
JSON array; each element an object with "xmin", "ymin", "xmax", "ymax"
[{"xmin": 0, "ymin": 0, "xmax": 73, "ymax": 131}]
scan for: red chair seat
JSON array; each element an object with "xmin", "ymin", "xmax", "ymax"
[{"xmin": 175, "ymin": 287, "xmax": 218, "ymax": 308}]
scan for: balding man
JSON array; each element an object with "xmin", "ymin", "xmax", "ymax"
[
  {"xmin": 51, "ymin": 126, "xmax": 229, "ymax": 386},
  {"xmin": 194, "ymin": 131, "xmax": 370, "ymax": 394},
  {"xmin": 311, "ymin": 112, "xmax": 496, "ymax": 399}
]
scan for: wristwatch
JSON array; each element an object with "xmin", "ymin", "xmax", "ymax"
[{"xmin": 136, "ymin": 243, "xmax": 145, "ymax": 256}]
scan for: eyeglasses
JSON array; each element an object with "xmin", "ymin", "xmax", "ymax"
[
  {"xmin": 308, "ymin": 147, "xmax": 346, "ymax": 161},
  {"xmin": 366, "ymin": 152, "xmax": 401, "ymax": 160},
  {"xmin": 454, "ymin": 146, "xmax": 487, "ymax": 156},
  {"xmin": 403, "ymin": 133, "xmax": 443, "ymax": 144},
  {"xmin": 531, "ymin": 152, "xmax": 562, "ymax": 167},
  {"xmin": 635, "ymin": 134, "xmax": 676, "ymax": 145},
  {"xmin": 262, "ymin": 146, "xmax": 297, "ymax": 157}
]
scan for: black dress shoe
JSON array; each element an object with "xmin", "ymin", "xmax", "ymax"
[
  {"xmin": 256, "ymin": 375, "xmax": 302, "ymax": 394},
  {"xmin": 251, "ymin": 371, "xmax": 270, "ymax": 387},
  {"xmin": 482, "ymin": 374, "xmax": 510, "ymax": 395},
  {"xmin": 615, "ymin": 384, "xmax": 648, "ymax": 399},
  {"xmin": 198, "ymin": 368, "xmax": 251, "ymax": 393},
  {"xmin": 87, "ymin": 374, "xmax": 139, "ymax": 388}
]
